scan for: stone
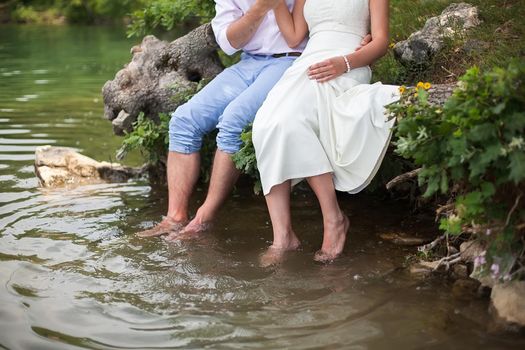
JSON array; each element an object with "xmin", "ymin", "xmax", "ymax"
[
  {"xmin": 452, "ymin": 278, "xmax": 481, "ymax": 300},
  {"xmin": 394, "ymin": 3, "xmax": 481, "ymax": 68},
  {"xmin": 102, "ymin": 23, "xmax": 224, "ymax": 135},
  {"xmin": 35, "ymin": 146, "xmax": 145, "ymax": 188},
  {"xmin": 460, "ymin": 240, "xmax": 485, "ymax": 263},
  {"xmin": 452, "ymin": 263, "xmax": 469, "ymax": 279},
  {"xmin": 112, "ymin": 110, "xmax": 134, "ymax": 135},
  {"xmin": 491, "ymin": 281, "xmax": 525, "ymax": 328}
]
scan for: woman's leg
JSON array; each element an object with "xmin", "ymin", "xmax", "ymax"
[
  {"xmin": 259, "ymin": 180, "xmax": 301, "ymax": 267},
  {"xmin": 306, "ymin": 173, "xmax": 350, "ymax": 262}
]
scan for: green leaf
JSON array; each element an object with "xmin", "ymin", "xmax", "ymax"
[{"xmin": 508, "ymin": 151, "xmax": 525, "ymax": 183}]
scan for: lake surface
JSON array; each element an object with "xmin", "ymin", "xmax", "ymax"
[{"xmin": 1, "ymin": 25, "xmax": 524, "ymax": 349}]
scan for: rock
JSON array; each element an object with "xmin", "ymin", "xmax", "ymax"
[
  {"xmin": 452, "ymin": 278, "xmax": 481, "ymax": 300},
  {"xmin": 491, "ymin": 281, "xmax": 525, "ymax": 328},
  {"xmin": 452, "ymin": 263, "xmax": 469, "ymax": 279},
  {"xmin": 102, "ymin": 23, "xmax": 224, "ymax": 135},
  {"xmin": 112, "ymin": 110, "xmax": 134, "ymax": 135},
  {"xmin": 35, "ymin": 146, "xmax": 146, "ymax": 187},
  {"xmin": 460, "ymin": 240, "xmax": 485, "ymax": 263},
  {"xmin": 394, "ymin": 3, "xmax": 481, "ymax": 68},
  {"xmin": 379, "ymin": 232, "xmax": 430, "ymax": 246}
]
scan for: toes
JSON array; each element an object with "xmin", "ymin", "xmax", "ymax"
[{"xmin": 259, "ymin": 247, "xmax": 286, "ymax": 268}]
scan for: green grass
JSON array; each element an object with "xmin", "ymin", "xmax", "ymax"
[{"xmin": 373, "ymin": 0, "xmax": 525, "ymax": 85}]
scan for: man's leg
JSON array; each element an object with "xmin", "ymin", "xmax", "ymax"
[
  {"xmin": 137, "ymin": 61, "xmax": 252, "ymax": 237},
  {"xmin": 179, "ymin": 57, "xmax": 296, "ymax": 235}
]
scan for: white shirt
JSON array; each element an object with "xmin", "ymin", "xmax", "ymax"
[{"xmin": 211, "ymin": 0, "xmax": 307, "ymax": 56}]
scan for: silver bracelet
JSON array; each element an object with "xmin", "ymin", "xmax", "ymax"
[{"xmin": 342, "ymin": 55, "xmax": 351, "ymax": 73}]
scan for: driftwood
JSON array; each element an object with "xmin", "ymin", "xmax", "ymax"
[
  {"xmin": 102, "ymin": 23, "xmax": 223, "ymax": 135},
  {"xmin": 386, "ymin": 168, "xmax": 422, "ymax": 190}
]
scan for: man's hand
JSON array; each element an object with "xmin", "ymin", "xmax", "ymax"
[
  {"xmin": 226, "ymin": 0, "xmax": 281, "ymax": 50},
  {"xmin": 307, "ymin": 57, "xmax": 347, "ymax": 83}
]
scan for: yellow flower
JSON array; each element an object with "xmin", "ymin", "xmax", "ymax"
[
  {"xmin": 416, "ymin": 82, "xmax": 425, "ymax": 89},
  {"xmin": 424, "ymin": 82, "xmax": 432, "ymax": 90},
  {"xmin": 398, "ymin": 85, "xmax": 406, "ymax": 94},
  {"xmin": 389, "ymin": 42, "xmax": 395, "ymax": 49}
]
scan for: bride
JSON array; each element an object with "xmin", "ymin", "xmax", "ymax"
[{"xmin": 252, "ymin": 0, "xmax": 400, "ymax": 265}]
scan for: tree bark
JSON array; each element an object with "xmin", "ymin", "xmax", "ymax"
[{"xmin": 102, "ymin": 23, "xmax": 224, "ymax": 135}]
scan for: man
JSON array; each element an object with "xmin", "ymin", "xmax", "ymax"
[{"xmin": 138, "ymin": 0, "xmax": 307, "ymax": 239}]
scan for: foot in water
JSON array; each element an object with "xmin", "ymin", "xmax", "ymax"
[
  {"xmin": 259, "ymin": 233, "xmax": 301, "ymax": 268},
  {"xmin": 136, "ymin": 217, "xmax": 186, "ymax": 238},
  {"xmin": 314, "ymin": 214, "xmax": 350, "ymax": 263},
  {"xmin": 164, "ymin": 217, "xmax": 213, "ymax": 241}
]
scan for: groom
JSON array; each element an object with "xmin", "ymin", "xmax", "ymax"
[
  {"xmin": 138, "ymin": 0, "xmax": 307, "ymax": 238},
  {"xmin": 139, "ymin": 0, "xmax": 371, "ymax": 239}
]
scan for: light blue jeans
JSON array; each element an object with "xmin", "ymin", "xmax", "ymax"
[{"xmin": 169, "ymin": 53, "xmax": 296, "ymax": 154}]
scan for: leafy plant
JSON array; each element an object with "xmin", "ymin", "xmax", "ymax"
[
  {"xmin": 127, "ymin": 0, "xmax": 214, "ymax": 37},
  {"xmin": 117, "ymin": 112, "xmax": 170, "ymax": 165},
  {"xmin": 389, "ymin": 61, "xmax": 525, "ymax": 280},
  {"xmin": 232, "ymin": 125, "xmax": 262, "ymax": 194}
]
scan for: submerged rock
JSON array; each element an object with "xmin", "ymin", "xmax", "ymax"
[
  {"xmin": 491, "ymin": 282, "xmax": 525, "ymax": 328},
  {"xmin": 394, "ymin": 3, "xmax": 481, "ymax": 68},
  {"xmin": 35, "ymin": 146, "xmax": 146, "ymax": 187},
  {"xmin": 452, "ymin": 278, "xmax": 481, "ymax": 300}
]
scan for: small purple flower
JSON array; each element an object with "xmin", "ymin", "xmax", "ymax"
[
  {"xmin": 474, "ymin": 254, "xmax": 486, "ymax": 268},
  {"xmin": 490, "ymin": 263, "xmax": 500, "ymax": 278}
]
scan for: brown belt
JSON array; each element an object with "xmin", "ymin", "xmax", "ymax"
[{"xmin": 272, "ymin": 52, "xmax": 302, "ymax": 58}]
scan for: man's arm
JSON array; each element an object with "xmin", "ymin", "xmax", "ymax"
[{"xmin": 212, "ymin": 0, "xmax": 280, "ymax": 55}]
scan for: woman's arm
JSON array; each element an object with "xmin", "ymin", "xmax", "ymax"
[
  {"xmin": 273, "ymin": 0, "xmax": 308, "ymax": 48},
  {"xmin": 308, "ymin": 0, "xmax": 390, "ymax": 82}
]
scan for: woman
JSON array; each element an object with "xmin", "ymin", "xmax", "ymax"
[{"xmin": 252, "ymin": 0, "xmax": 399, "ymax": 265}]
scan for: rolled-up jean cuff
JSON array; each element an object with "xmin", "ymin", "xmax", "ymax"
[
  {"xmin": 168, "ymin": 139, "xmax": 201, "ymax": 154},
  {"xmin": 217, "ymin": 143, "xmax": 241, "ymax": 155}
]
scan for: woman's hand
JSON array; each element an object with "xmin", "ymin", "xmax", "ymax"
[{"xmin": 307, "ymin": 56, "xmax": 347, "ymax": 83}]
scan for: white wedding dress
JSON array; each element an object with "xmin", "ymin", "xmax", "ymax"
[{"xmin": 252, "ymin": 0, "xmax": 400, "ymax": 195}]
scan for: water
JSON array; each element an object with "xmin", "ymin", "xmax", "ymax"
[{"xmin": 1, "ymin": 25, "xmax": 524, "ymax": 349}]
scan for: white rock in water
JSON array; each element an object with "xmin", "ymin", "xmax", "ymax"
[
  {"xmin": 491, "ymin": 281, "xmax": 525, "ymax": 328},
  {"xmin": 34, "ymin": 145, "xmax": 144, "ymax": 187}
]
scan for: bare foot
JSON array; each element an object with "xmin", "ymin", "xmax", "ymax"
[
  {"xmin": 259, "ymin": 234, "xmax": 301, "ymax": 268},
  {"xmin": 314, "ymin": 214, "xmax": 350, "ymax": 263},
  {"xmin": 164, "ymin": 217, "xmax": 212, "ymax": 241},
  {"xmin": 136, "ymin": 217, "xmax": 186, "ymax": 238}
]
